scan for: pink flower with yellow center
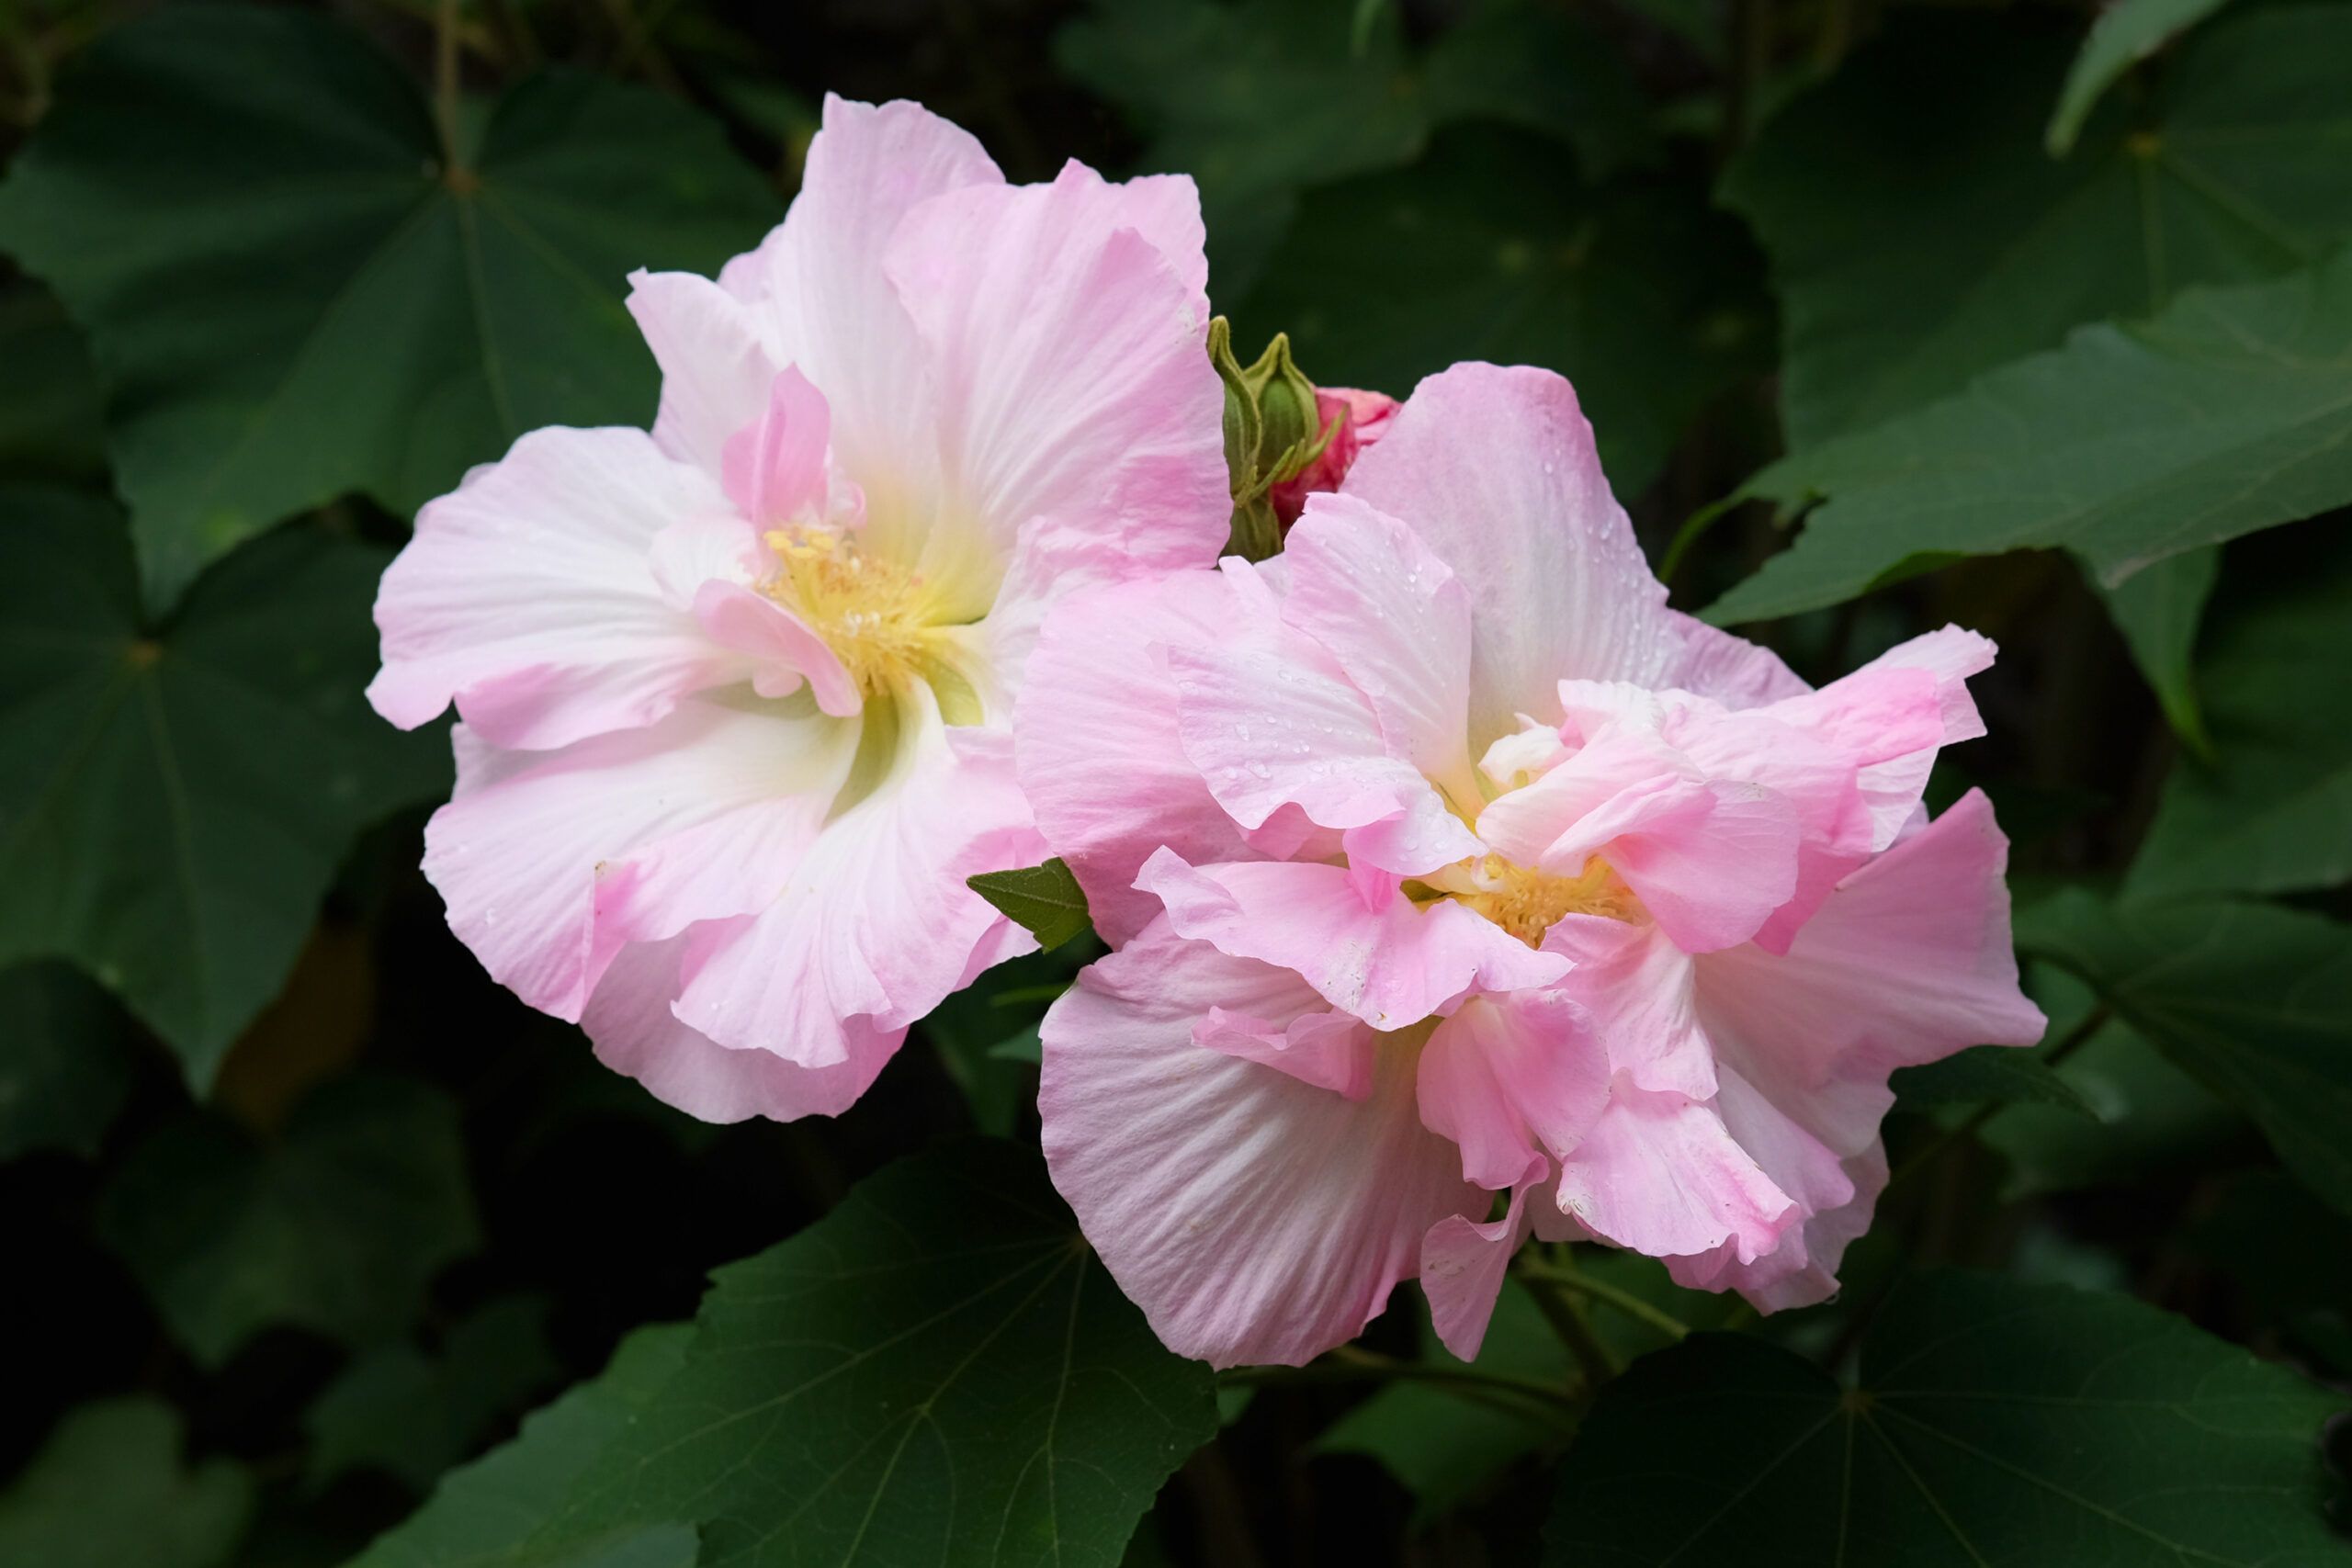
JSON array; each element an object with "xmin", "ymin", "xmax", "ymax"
[
  {"xmin": 1017, "ymin": 362, "xmax": 2045, "ymax": 1368},
  {"xmin": 368, "ymin": 96, "xmax": 1227, "ymax": 1121}
]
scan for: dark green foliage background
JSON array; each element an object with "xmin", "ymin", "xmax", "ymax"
[{"xmin": 0, "ymin": 1, "xmax": 2346, "ymax": 1564}]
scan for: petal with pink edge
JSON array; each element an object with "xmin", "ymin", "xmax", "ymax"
[
  {"xmin": 1420, "ymin": 1172, "xmax": 1550, "ymax": 1362},
  {"xmin": 1554, "ymin": 1088, "xmax": 1797, "ymax": 1265},
  {"xmin": 1542, "ymin": 915, "xmax": 1716, "ymax": 1100},
  {"xmin": 368, "ymin": 427, "xmax": 753, "ymax": 750},
  {"xmin": 1281, "ymin": 495, "xmax": 1478, "ymax": 797},
  {"xmin": 583, "ymin": 937, "xmax": 897, "ymax": 1123},
  {"xmin": 422, "ymin": 700, "xmax": 857, "ymax": 1022},
  {"xmin": 1136, "ymin": 851, "xmax": 1571, "ymax": 1032},
  {"xmin": 720, "ymin": 366, "xmax": 832, "ymax": 528},
  {"xmin": 1195, "ymin": 1005, "xmax": 1374, "ymax": 1099},
  {"xmin": 625, "ymin": 268, "xmax": 780, "ymax": 479},
  {"xmin": 717, "ymin": 96, "xmax": 999, "ymax": 540},
  {"xmin": 1012, "ymin": 569, "xmax": 1264, "ymax": 946},
  {"xmin": 884, "ymin": 161, "xmax": 1227, "ymax": 583},
  {"xmin": 1040, "ymin": 922, "xmax": 1481, "ymax": 1367},
  {"xmin": 1693, "ymin": 788, "xmax": 2046, "ymax": 1086},
  {"xmin": 1418, "ymin": 989, "xmax": 1610, "ymax": 1190},
  {"xmin": 1339, "ymin": 363, "xmax": 1684, "ymax": 749},
  {"xmin": 673, "ymin": 705, "xmax": 1040, "ymax": 1064}
]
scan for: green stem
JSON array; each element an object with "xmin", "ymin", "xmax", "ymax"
[
  {"xmin": 1522, "ymin": 1269, "xmax": 1623, "ymax": 1386},
  {"xmin": 1518, "ymin": 1261, "xmax": 1691, "ymax": 1344},
  {"xmin": 1220, "ymin": 1345, "xmax": 1578, "ymax": 1427}
]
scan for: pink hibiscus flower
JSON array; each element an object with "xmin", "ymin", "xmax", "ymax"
[
  {"xmin": 1017, "ymin": 362, "xmax": 2045, "ymax": 1367},
  {"xmin": 368, "ymin": 97, "xmax": 1227, "ymax": 1122}
]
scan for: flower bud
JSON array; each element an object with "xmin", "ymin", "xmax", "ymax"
[{"xmin": 1269, "ymin": 386, "xmax": 1399, "ymax": 525}]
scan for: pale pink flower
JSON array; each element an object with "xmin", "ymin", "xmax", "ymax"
[
  {"xmin": 1018, "ymin": 362, "xmax": 2043, "ymax": 1367},
  {"xmin": 368, "ymin": 97, "xmax": 1227, "ymax": 1122},
  {"xmin": 1270, "ymin": 385, "xmax": 1397, "ymax": 525}
]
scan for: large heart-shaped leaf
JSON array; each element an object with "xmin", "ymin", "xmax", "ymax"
[
  {"xmin": 1724, "ymin": 5, "xmax": 2352, "ymax": 448},
  {"xmin": 0, "ymin": 960, "xmax": 142, "ymax": 1161},
  {"xmin": 2129, "ymin": 531, "xmax": 2352, "ymax": 898},
  {"xmin": 2021, "ymin": 890, "xmax": 2352, "ymax": 1216},
  {"xmin": 346, "ymin": 1139, "xmax": 1216, "ymax": 1568},
  {"xmin": 1709, "ymin": 248, "xmax": 2352, "ymax": 622},
  {"xmin": 0, "ymin": 4, "xmax": 775, "ymax": 605},
  {"xmin": 97, "ymin": 1075, "xmax": 480, "ymax": 1366},
  {"xmin": 0, "ymin": 486, "xmax": 446, "ymax": 1085},
  {"xmin": 1544, "ymin": 1271, "xmax": 2346, "ymax": 1565}
]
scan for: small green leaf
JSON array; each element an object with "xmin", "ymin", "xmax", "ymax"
[
  {"xmin": 0, "ymin": 1399, "xmax": 252, "ymax": 1568},
  {"xmin": 2048, "ymin": 0, "xmax": 2235, "ymax": 155},
  {"xmin": 0, "ymin": 4, "xmax": 775, "ymax": 604},
  {"xmin": 1544, "ymin": 1271, "xmax": 2348, "ymax": 1565},
  {"xmin": 388, "ymin": 1140, "xmax": 1216, "ymax": 1568},
  {"xmin": 0, "ymin": 960, "xmax": 142, "ymax": 1161},
  {"xmin": 1890, "ymin": 1043, "xmax": 2098, "ymax": 1119},
  {"xmin": 1713, "ymin": 248, "xmax": 2352, "ymax": 623},
  {"xmin": 306, "ymin": 1296, "xmax": 561, "ymax": 1493},
  {"xmin": 2093, "ymin": 546, "xmax": 2219, "ymax": 751},
  {"xmin": 347, "ymin": 1324, "xmax": 698, "ymax": 1568},
  {"xmin": 0, "ymin": 487, "xmax": 447, "ymax": 1085},
  {"xmin": 98, "ymin": 1075, "xmax": 481, "ymax": 1366},
  {"xmin": 2129, "ymin": 532, "xmax": 2352, "ymax": 898},
  {"xmin": 968, "ymin": 858, "xmax": 1095, "ymax": 950},
  {"xmin": 2023, "ymin": 890, "xmax": 2352, "ymax": 1215}
]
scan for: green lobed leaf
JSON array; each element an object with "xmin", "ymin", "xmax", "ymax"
[
  {"xmin": 0, "ymin": 959, "xmax": 142, "ymax": 1160},
  {"xmin": 1724, "ymin": 6, "xmax": 2352, "ymax": 450},
  {"xmin": 0, "ymin": 283, "xmax": 106, "ymax": 482},
  {"xmin": 0, "ymin": 3, "xmax": 775, "ymax": 605},
  {"xmin": 497, "ymin": 1138, "xmax": 1217, "ymax": 1568},
  {"xmin": 306, "ymin": 1296, "xmax": 561, "ymax": 1494},
  {"xmin": 347, "ymin": 1324, "xmax": 699, "ymax": 1568},
  {"xmin": 968, "ymin": 858, "xmax": 1095, "ymax": 951},
  {"xmin": 0, "ymin": 1398, "xmax": 253, "ymax": 1568},
  {"xmin": 1544, "ymin": 1270, "xmax": 2348, "ymax": 1566},
  {"xmin": 1711, "ymin": 247, "xmax": 2352, "ymax": 623},
  {"xmin": 2129, "ymin": 530, "xmax": 2352, "ymax": 899},
  {"xmin": 1236, "ymin": 125, "xmax": 1770, "ymax": 495},
  {"xmin": 2021, "ymin": 890, "xmax": 2352, "ymax": 1214},
  {"xmin": 2093, "ymin": 546, "xmax": 2220, "ymax": 751},
  {"xmin": 2048, "ymin": 0, "xmax": 2235, "ymax": 155},
  {"xmin": 1057, "ymin": 0, "xmax": 1650, "ymax": 294},
  {"xmin": 98, "ymin": 1074, "xmax": 481, "ymax": 1367},
  {"xmin": 1889, "ymin": 1043, "xmax": 2098, "ymax": 1120},
  {"xmin": 0, "ymin": 487, "xmax": 446, "ymax": 1085}
]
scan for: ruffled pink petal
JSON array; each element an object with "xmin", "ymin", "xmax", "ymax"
[
  {"xmin": 1136, "ymin": 851, "xmax": 1570, "ymax": 1032},
  {"xmin": 1338, "ymin": 363, "xmax": 1684, "ymax": 750},
  {"xmin": 883, "ymin": 160, "xmax": 1227, "ymax": 581},
  {"xmin": 1477, "ymin": 728, "xmax": 1801, "ymax": 953},
  {"xmin": 718, "ymin": 96, "xmax": 1000, "ymax": 520},
  {"xmin": 1693, "ymin": 788, "xmax": 2046, "ymax": 1085},
  {"xmin": 421, "ymin": 701, "xmax": 856, "ymax": 1022},
  {"xmin": 720, "ymin": 366, "xmax": 832, "ymax": 528},
  {"xmin": 1658, "ymin": 613, "xmax": 1811, "ymax": 709},
  {"xmin": 1541, "ymin": 915, "xmax": 1716, "ymax": 1100},
  {"xmin": 1553, "ymin": 1088, "xmax": 1797, "ymax": 1265},
  {"xmin": 691, "ymin": 581, "xmax": 860, "ymax": 715},
  {"xmin": 1040, "ymin": 922, "xmax": 1482, "ymax": 1367},
  {"xmin": 625, "ymin": 269, "xmax": 780, "ymax": 479},
  {"xmin": 1195, "ymin": 1005, "xmax": 1374, "ymax": 1099},
  {"xmin": 1281, "ymin": 495, "xmax": 1477, "ymax": 795},
  {"xmin": 1417, "ymin": 989, "xmax": 1609, "ymax": 1190},
  {"xmin": 1012, "ymin": 569, "xmax": 1264, "ymax": 945},
  {"xmin": 673, "ymin": 710, "xmax": 1040, "ymax": 1065},
  {"xmin": 1419, "ymin": 1172, "xmax": 1545, "ymax": 1362},
  {"xmin": 582, "ymin": 937, "xmax": 897, "ymax": 1123},
  {"xmin": 1167, "ymin": 610, "xmax": 1480, "ymax": 876},
  {"xmin": 368, "ymin": 427, "xmax": 752, "ymax": 750}
]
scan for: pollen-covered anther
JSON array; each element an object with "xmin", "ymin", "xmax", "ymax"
[
  {"xmin": 1449, "ymin": 854, "xmax": 1636, "ymax": 946},
  {"xmin": 761, "ymin": 526, "xmax": 933, "ymax": 695}
]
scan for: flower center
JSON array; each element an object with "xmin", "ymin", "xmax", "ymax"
[
  {"xmin": 1418, "ymin": 855, "xmax": 1638, "ymax": 947},
  {"xmin": 762, "ymin": 528, "xmax": 930, "ymax": 694}
]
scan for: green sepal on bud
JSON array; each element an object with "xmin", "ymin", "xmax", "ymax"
[{"xmin": 1207, "ymin": 317, "xmax": 1343, "ymax": 563}]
